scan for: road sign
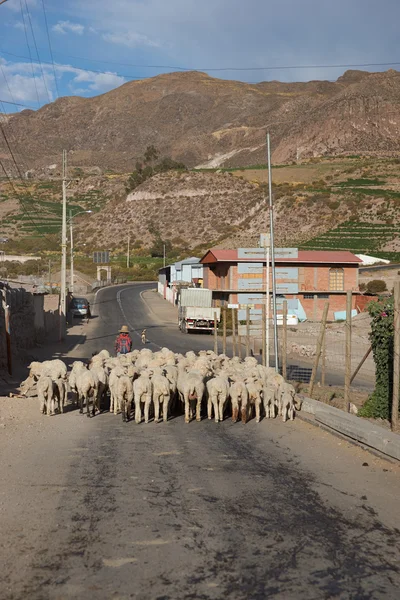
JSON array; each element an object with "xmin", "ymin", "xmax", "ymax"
[{"xmin": 93, "ymin": 251, "xmax": 110, "ymax": 264}]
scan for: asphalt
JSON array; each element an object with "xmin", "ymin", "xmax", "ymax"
[{"xmin": 1, "ymin": 283, "xmax": 400, "ymax": 600}]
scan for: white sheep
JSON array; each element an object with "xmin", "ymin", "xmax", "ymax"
[
  {"xmin": 109, "ymin": 365, "xmax": 126, "ymax": 414},
  {"xmin": 278, "ymin": 382, "xmax": 301, "ymax": 422},
  {"xmin": 76, "ymin": 369, "xmax": 99, "ymax": 417},
  {"xmin": 134, "ymin": 373, "xmax": 153, "ymax": 424},
  {"xmin": 179, "ymin": 370, "xmax": 205, "ymax": 423},
  {"xmin": 206, "ymin": 375, "xmax": 230, "ymax": 423},
  {"xmin": 150, "ymin": 369, "xmax": 171, "ymax": 423},
  {"xmin": 37, "ymin": 376, "xmax": 57, "ymax": 416},
  {"xmin": 69, "ymin": 361, "xmax": 87, "ymax": 406},
  {"xmin": 117, "ymin": 375, "xmax": 134, "ymax": 423},
  {"xmin": 263, "ymin": 381, "xmax": 278, "ymax": 419},
  {"xmin": 20, "ymin": 359, "xmax": 67, "ymax": 396},
  {"xmin": 90, "ymin": 364, "xmax": 108, "ymax": 413},
  {"xmin": 230, "ymin": 379, "xmax": 249, "ymax": 423},
  {"xmin": 245, "ymin": 378, "xmax": 263, "ymax": 423}
]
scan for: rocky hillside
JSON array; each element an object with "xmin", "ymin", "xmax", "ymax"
[{"xmin": 2, "ymin": 69, "xmax": 400, "ymax": 172}]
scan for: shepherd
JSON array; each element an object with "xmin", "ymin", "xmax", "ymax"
[{"xmin": 115, "ymin": 325, "xmax": 133, "ymax": 356}]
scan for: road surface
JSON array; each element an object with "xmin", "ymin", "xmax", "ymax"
[{"xmin": 1, "ymin": 283, "xmax": 399, "ymax": 600}]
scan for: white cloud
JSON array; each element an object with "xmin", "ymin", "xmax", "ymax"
[
  {"xmin": 0, "ymin": 59, "xmax": 53, "ymax": 106},
  {"xmin": 52, "ymin": 20, "xmax": 85, "ymax": 35},
  {"xmin": 13, "ymin": 21, "xmax": 25, "ymax": 30},
  {"xmin": 51, "ymin": 63, "xmax": 126, "ymax": 93},
  {"xmin": 102, "ymin": 30, "xmax": 158, "ymax": 49}
]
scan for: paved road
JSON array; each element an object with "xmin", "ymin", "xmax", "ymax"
[{"xmin": 1, "ymin": 283, "xmax": 400, "ymax": 600}]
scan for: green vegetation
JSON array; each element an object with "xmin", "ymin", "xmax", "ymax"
[
  {"xmin": 366, "ymin": 280, "xmax": 387, "ymax": 294},
  {"xmin": 301, "ymin": 221, "xmax": 400, "ymax": 261},
  {"xmin": 126, "ymin": 145, "xmax": 187, "ymax": 192},
  {"xmin": 359, "ymin": 296, "xmax": 396, "ymax": 421}
]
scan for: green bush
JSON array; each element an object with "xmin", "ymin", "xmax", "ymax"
[
  {"xmin": 359, "ymin": 296, "xmax": 396, "ymax": 420},
  {"xmin": 366, "ymin": 280, "xmax": 387, "ymax": 294}
]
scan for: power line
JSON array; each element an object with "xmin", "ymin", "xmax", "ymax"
[
  {"xmin": 19, "ymin": 0, "xmax": 40, "ymax": 106},
  {"xmin": 23, "ymin": 0, "xmax": 52, "ymax": 103},
  {"xmin": 40, "ymin": 0, "xmax": 60, "ymax": 98},
  {"xmin": 0, "ymin": 98, "xmax": 36, "ymax": 109}
]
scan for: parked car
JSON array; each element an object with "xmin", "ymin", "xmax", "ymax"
[{"xmin": 70, "ymin": 297, "xmax": 91, "ymax": 318}]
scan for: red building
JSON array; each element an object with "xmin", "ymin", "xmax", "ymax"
[{"xmin": 200, "ymin": 249, "xmax": 364, "ymax": 321}]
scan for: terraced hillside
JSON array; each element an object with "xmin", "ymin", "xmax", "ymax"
[{"xmin": 301, "ymin": 222, "xmax": 400, "ymax": 261}]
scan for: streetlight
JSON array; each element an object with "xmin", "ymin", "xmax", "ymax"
[{"xmin": 68, "ymin": 210, "xmax": 92, "ymax": 294}]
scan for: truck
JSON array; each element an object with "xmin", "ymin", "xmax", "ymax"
[{"xmin": 178, "ymin": 306, "xmax": 221, "ymax": 333}]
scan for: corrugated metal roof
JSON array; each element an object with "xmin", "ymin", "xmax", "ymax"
[{"xmin": 201, "ymin": 249, "xmax": 362, "ymax": 264}]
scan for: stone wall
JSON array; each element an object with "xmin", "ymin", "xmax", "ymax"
[{"xmin": 0, "ymin": 283, "xmax": 60, "ymax": 370}]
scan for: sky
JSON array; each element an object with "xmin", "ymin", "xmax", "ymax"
[{"xmin": 0, "ymin": 0, "xmax": 399, "ymax": 112}]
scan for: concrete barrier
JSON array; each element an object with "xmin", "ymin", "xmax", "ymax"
[{"xmin": 298, "ymin": 395, "xmax": 400, "ymax": 461}]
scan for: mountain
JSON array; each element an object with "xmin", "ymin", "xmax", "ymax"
[{"xmin": 2, "ymin": 69, "xmax": 400, "ymax": 173}]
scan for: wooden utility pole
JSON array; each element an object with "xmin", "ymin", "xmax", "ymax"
[
  {"xmin": 344, "ymin": 291, "xmax": 352, "ymax": 412},
  {"xmin": 392, "ymin": 281, "xmax": 400, "ymax": 431},
  {"xmin": 321, "ymin": 326, "xmax": 326, "ymax": 386},
  {"xmin": 48, "ymin": 259, "xmax": 52, "ymax": 293},
  {"xmin": 214, "ymin": 310, "xmax": 218, "ymax": 355},
  {"xmin": 246, "ymin": 306, "xmax": 250, "ymax": 357},
  {"xmin": 282, "ymin": 300, "xmax": 288, "ymax": 380},
  {"xmin": 309, "ymin": 302, "xmax": 329, "ymax": 397},
  {"xmin": 127, "ymin": 234, "xmax": 130, "ymax": 268},
  {"xmin": 238, "ymin": 333, "xmax": 242, "ymax": 359},
  {"xmin": 222, "ymin": 307, "xmax": 227, "ymax": 355},
  {"xmin": 262, "ymin": 303, "xmax": 266, "ymax": 366},
  {"xmin": 1, "ymin": 288, "xmax": 12, "ymax": 375},
  {"xmin": 60, "ymin": 149, "xmax": 67, "ymax": 340},
  {"xmin": 232, "ymin": 308, "xmax": 236, "ymax": 357}
]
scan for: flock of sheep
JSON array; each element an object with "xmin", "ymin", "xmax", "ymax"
[{"xmin": 19, "ymin": 347, "xmax": 302, "ymax": 424}]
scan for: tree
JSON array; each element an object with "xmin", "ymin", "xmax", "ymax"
[
  {"xmin": 366, "ymin": 280, "xmax": 387, "ymax": 294},
  {"xmin": 144, "ymin": 145, "xmax": 160, "ymax": 168}
]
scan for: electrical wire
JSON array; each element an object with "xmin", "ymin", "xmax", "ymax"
[
  {"xmin": 19, "ymin": 0, "xmax": 40, "ymax": 106},
  {"xmin": 40, "ymin": 0, "xmax": 60, "ymax": 98},
  {"xmin": 0, "ymin": 98, "xmax": 36, "ymax": 109},
  {"xmin": 23, "ymin": 0, "xmax": 52, "ymax": 103}
]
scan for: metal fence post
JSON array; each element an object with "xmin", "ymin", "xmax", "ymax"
[
  {"xmin": 309, "ymin": 302, "xmax": 329, "ymax": 397},
  {"xmin": 246, "ymin": 306, "xmax": 250, "ymax": 357},
  {"xmin": 392, "ymin": 281, "xmax": 400, "ymax": 431},
  {"xmin": 214, "ymin": 311, "xmax": 218, "ymax": 355},
  {"xmin": 344, "ymin": 291, "xmax": 352, "ymax": 412},
  {"xmin": 282, "ymin": 300, "xmax": 287, "ymax": 380},
  {"xmin": 232, "ymin": 308, "xmax": 236, "ymax": 357}
]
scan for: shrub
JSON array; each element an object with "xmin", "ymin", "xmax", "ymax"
[
  {"xmin": 366, "ymin": 280, "xmax": 387, "ymax": 294},
  {"xmin": 359, "ymin": 296, "xmax": 395, "ymax": 420}
]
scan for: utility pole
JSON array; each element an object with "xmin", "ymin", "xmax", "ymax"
[
  {"xmin": 127, "ymin": 234, "xmax": 130, "ymax": 268},
  {"xmin": 163, "ymin": 243, "xmax": 166, "ymax": 269},
  {"xmin": 48, "ymin": 259, "xmax": 52, "ymax": 293},
  {"xmin": 69, "ymin": 209, "xmax": 74, "ymax": 294},
  {"xmin": 1, "ymin": 287, "xmax": 12, "ymax": 375},
  {"xmin": 60, "ymin": 149, "xmax": 67, "ymax": 339},
  {"xmin": 267, "ymin": 133, "xmax": 279, "ymax": 372}
]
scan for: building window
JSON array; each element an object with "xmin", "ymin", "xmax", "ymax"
[
  {"xmin": 329, "ymin": 268, "xmax": 344, "ymax": 291},
  {"xmin": 318, "ymin": 293, "xmax": 330, "ymax": 299},
  {"xmin": 303, "ymin": 294, "xmax": 314, "ymax": 299}
]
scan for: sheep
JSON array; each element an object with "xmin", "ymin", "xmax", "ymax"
[
  {"xmin": 117, "ymin": 375, "xmax": 134, "ymax": 423},
  {"xmin": 20, "ymin": 359, "xmax": 67, "ymax": 397},
  {"xmin": 245, "ymin": 378, "xmax": 264, "ymax": 423},
  {"xmin": 69, "ymin": 361, "xmax": 87, "ymax": 406},
  {"xmin": 150, "ymin": 369, "xmax": 171, "ymax": 423},
  {"xmin": 54, "ymin": 378, "xmax": 68, "ymax": 414},
  {"xmin": 278, "ymin": 382, "xmax": 302, "ymax": 422},
  {"xmin": 263, "ymin": 381, "xmax": 278, "ymax": 419},
  {"xmin": 76, "ymin": 369, "xmax": 99, "ymax": 417},
  {"xmin": 109, "ymin": 365, "xmax": 126, "ymax": 414},
  {"xmin": 179, "ymin": 370, "xmax": 205, "ymax": 423},
  {"xmin": 206, "ymin": 375, "xmax": 230, "ymax": 423},
  {"xmin": 134, "ymin": 373, "xmax": 153, "ymax": 424},
  {"xmin": 230, "ymin": 379, "xmax": 249, "ymax": 423},
  {"xmin": 37, "ymin": 376, "xmax": 58, "ymax": 416},
  {"xmin": 90, "ymin": 365, "xmax": 108, "ymax": 413}
]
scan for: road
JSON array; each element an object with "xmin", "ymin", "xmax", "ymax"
[{"xmin": 1, "ymin": 283, "xmax": 400, "ymax": 600}]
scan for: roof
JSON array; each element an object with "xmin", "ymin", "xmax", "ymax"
[
  {"xmin": 200, "ymin": 249, "xmax": 362, "ymax": 265},
  {"xmin": 172, "ymin": 257, "xmax": 201, "ymax": 271}
]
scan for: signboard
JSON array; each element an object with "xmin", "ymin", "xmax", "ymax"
[
  {"xmin": 93, "ymin": 251, "xmax": 110, "ymax": 264},
  {"xmin": 259, "ymin": 233, "xmax": 270, "ymax": 247},
  {"xmin": 275, "ymin": 248, "xmax": 298, "ymax": 259},
  {"xmin": 228, "ymin": 303, "xmax": 239, "ymax": 309},
  {"xmin": 238, "ymin": 278, "xmax": 264, "ymax": 290},
  {"xmin": 238, "ymin": 248, "xmax": 267, "ymax": 259},
  {"xmin": 239, "ymin": 304, "xmax": 255, "ymax": 309},
  {"xmin": 238, "ymin": 262, "xmax": 263, "ymax": 274},
  {"xmin": 276, "ymin": 282, "xmax": 299, "ymax": 294}
]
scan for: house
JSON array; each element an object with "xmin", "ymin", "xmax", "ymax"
[
  {"xmin": 159, "ymin": 257, "xmax": 203, "ymax": 287},
  {"xmin": 200, "ymin": 248, "xmax": 363, "ymax": 321}
]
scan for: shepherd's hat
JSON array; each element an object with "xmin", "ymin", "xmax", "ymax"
[{"xmin": 119, "ymin": 325, "xmax": 129, "ymax": 333}]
